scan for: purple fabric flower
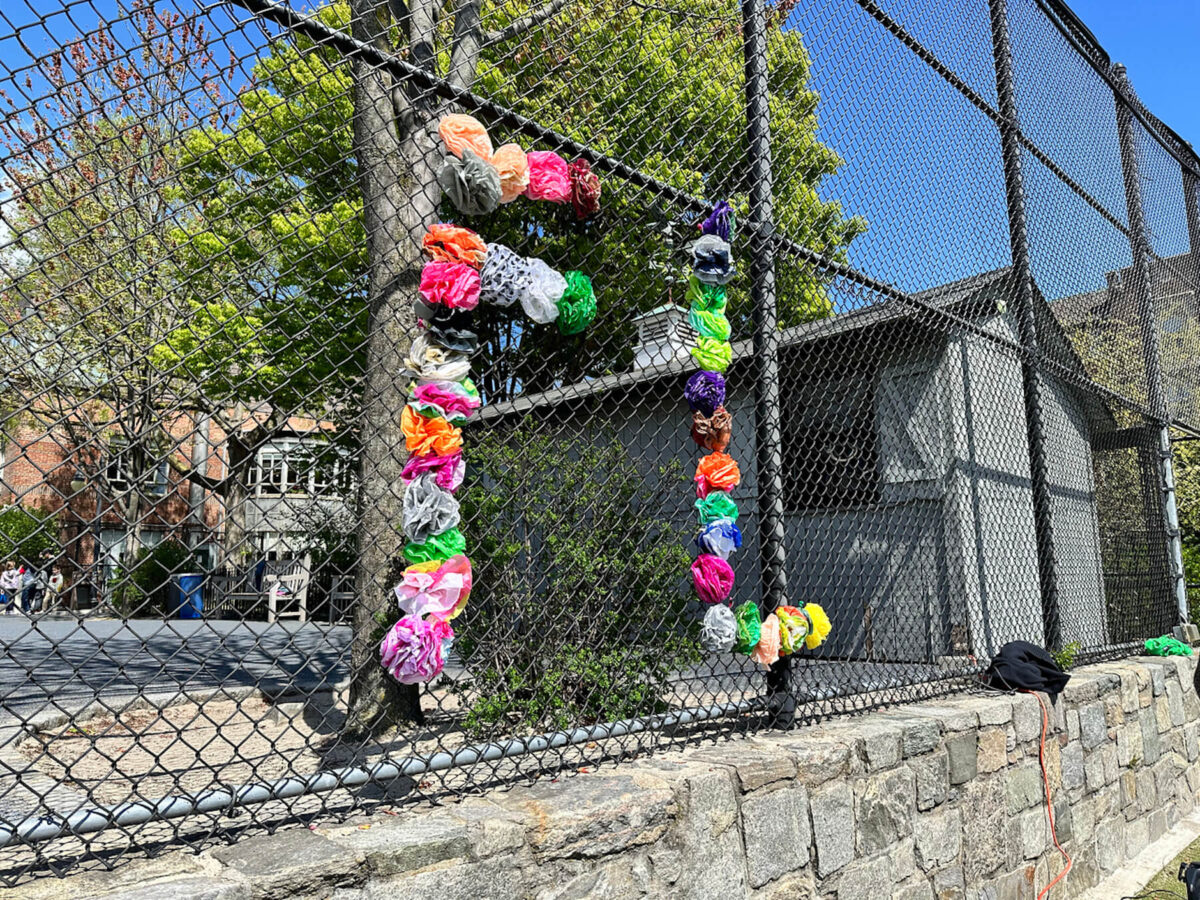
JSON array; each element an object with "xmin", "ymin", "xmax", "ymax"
[
  {"xmin": 380, "ymin": 614, "xmax": 453, "ymax": 684},
  {"xmin": 699, "ymin": 200, "xmax": 734, "ymax": 242},
  {"xmin": 685, "ymin": 370, "xmax": 726, "ymax": 416}
]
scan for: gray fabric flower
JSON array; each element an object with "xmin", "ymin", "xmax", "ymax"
[
  {"xmin": 519, "ymin": 257, "xmax": 565, "ymax": 325},
  {"xmin": 692, "ymin": 234, "xmax": 735, "ymax": 285},
  {"xmin": 700, "ymin": 603, "xmax": 737, "ymax": 653},
  {"xmin": 426, "ymin": 324, "xmax": 478, "ymax": 355},
  {"xmin": 438, "ymin": 148, "xmax": 501, "ymax": 216},
  {"xmin": 479, "ymin": 243, "xmax": 528, "ymax": 307},
  {"xmin": 402, "ymin": 473, "xmax": 462, "ymax": 544}
]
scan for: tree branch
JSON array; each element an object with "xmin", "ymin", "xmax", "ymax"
[
  {"xmin": 484, "ymin": 0, "xmax": 572, "ymax": 45},
  {"xmin": 448, "ymin": 0, "xmax": 483, "ymax": 90}
]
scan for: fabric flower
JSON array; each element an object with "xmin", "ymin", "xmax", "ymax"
[
  {"xmin": 686, "ymin": 276, "xmax": 727, "ymax": 313},
  {"xmin": 700, "ymin": 604, "xmax": 737, "ymax": 653},
  {"xmin": 524, "ymin": 150, "xmax": 572, "ymax": 203},
  {"xmin": 695, "ymin": 491, "xmax": 738, "ymax": 524},
  {"xmin": 775, "ymin": 606, "xmax": 809, "ymax": 656},
  {"xmin": 751, "ymin": 613, "xmax": 781, "ymax": 667},
  {"xmin": 689, "ymin": 307, "xmax": 731, "ymax": 341},
  {"xmin": 403, "ymin": 333, "xmax": 472, "ymax": 383},
  {"xmin": 692, "ymin": 234, "xmax": 735, "ymax": 284},
  {"xmin": 479, "ymin": 243, "xmax": 528, "ymax": 307},
  {"xmin": 401, "ymin": 405, "xmax": 463, "ymax": 458},
  {"xmin": 691, "ymin": 337, "xmax": 732, "ymax": 373},
  {"xmin": 394, "ymin": 554, "xmax": 472, "ymax": 621},
  {"xmin": 520, "ymin": 257, "xmax": 565, "ymax": 324},
  {"xmin": 733, "ymin": 601, "xmax": 762, "ymax": 655},
  {"xmin": 802, "ymin": 602, "xmax": 831, "ymax": 650},
  {"xmin": 404, "ymin": 527, "xmax": 467, "ymax": 565},
  {"xmin": 401, "ymin": 452, "xmax": 466, "ymax": 493},
  {"xmin": 695, "ymin": 519, "xmax": 742, "ymax": 560},
  {"xmin": 556, "ymin": 270, "xmax": 597, "ymax": 335},
  {"xmin": 438, "ymin": 149, "xmax": 501, "ymax": 216},
  {"xmin": 568, "ymin": 158, "xmax": 601, "ymax": 219},
  {"xmin": 409, "ymin": 381, "xmax": 481, "ymax": 424},
  {"xmin": 425, "ymin": 324, "xmax": 478, "ymax": 355},
  {"xmin": 419, "ymin": 261, "xmax": 481, "ymax": 311},
  {"xmin": 438, "ymin": 113, "xmax": 493, "ymax": 161},
  {"xmin": 691, "ymin": 406, "xmax": 732, "ymax": 453},
  {"xmin": 695, "ymin": 452, "xmax": 741, "ymax": 499},
  {"xmin": 423, "ymin": 224, "xmax": 488, "ymax": 268},
  {"xmin": 684, "ymin": 370, "xmax": 726, "ymax": 416},
  {"xmin": 380, "ymin": 614, "xmax": 452, "ymax": 684},
  {"xmin": 492, "ymin": 143, "xmax": 530, "ymax": 204},
  {"xmin": 699, "ymin": 200, "xmax": 735, "ymax": 242},
  {"xmin": 691, "ymin": 554, "xmax": 735, "ymax": 605},
  {"xmin": 402, "ymin": 473, "xmax": 462, "ymax": 544}
]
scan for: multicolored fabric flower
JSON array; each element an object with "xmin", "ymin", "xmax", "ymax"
[
  {"xmin": 419, "ymin": 261, "xmax": 481, "ymax": 311},
  {"xmin": 404, "ymin": 527, "xmax": 467, "ymax": 565},
  {"xmin": 492, "ymin": 143, "xmax": 530, "ymax": 204},
  {"xmin": 556, "ymin": 270, "xmax": 597, "ymax": 335},
  {"xmin": 751, "ymin": 613, "xmax": 781, "ymax": 667},
  {"xmin": 380, "ymin": 614, "xmax": 452, "ymax": 684},
  {"xmin": 404, "ymin": 333, "xmax": 472, "ymax": 383},
  {"xmin": 694, "ymin": 451, "xmax": 741, "ymax": 499},
  {"xmin": 401, "ymin": 473, "xmax": 462, "ymax": 544},
  {"xmin": 401, "ymin": 451, "xmax": 466, "ymax": 493},
  {"xmin": 437, "ymin": 113, "xmax": 493, "ymax": 161},
  {"xmin": 775, "ymin": 606, "xmax": 809, "ymax": 656},
  {"xmin": 692, "ymin": 234, "xmax": 735, "ymax": 285},
  {"xmin": 568, "ymin": 158, "xmax": 601, "ymax": 219},
  {"xmin": 691, "ymin": 406, "xmax": 732, "ymax": 452},
  {"xmin": 394, "ymin": 554, "xmax": 472, "ymax": 621},
  {"xmin": 479, "ymin": 243, "xmax": 528, "ymax": 307},
  {"xmin": 689, "ymin": 307, "xmax": 731, "ymax": 342},
  {"xmin": 409, "ymin": 381, "xmax": 481, "ymax": 424},
  {"xmin": 423, "ymin": 224, "xmax": 488, "ymax": 268},
  {"xmin": 691, "ymin": 553, "xmax": 735, "ymax": 604},
  {"xmin": 684, "ymin": 370, "xmax": 726, "ymax": 416},
  {"xmin": 700, "ymin": 603, "xmax": 737, "ymax": 653},
  {"xmin": 686, "ymin": 276, "xmax": 727, "ymax": 312},
  {"xmin": 438, "ymin": 149, "xmax": 502, "ymax": 216},
  {"xmin": 401, "ymin": 405, "xmax": 464, "ymax": 458},
  {"xmin": 524, "ymin": 150, "xmax": 572, "ymax": 204},
  {"xmin": 695, "ymin": 519, "xmax": 742, "ymax": 560}
]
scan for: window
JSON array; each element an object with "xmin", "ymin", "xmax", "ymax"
[
  {"xmin": 104, "ymin": 439, "xmax": 169, "ymax": 497},
  {"xmin": 253, "ymin": 438, "xmax": 353, "ymax": 497},
  {"xmin": 256, "ymin": 450, "xmax": 286, "ymax": 494}
]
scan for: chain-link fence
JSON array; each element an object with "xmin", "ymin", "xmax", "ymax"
[{"xmin": 0, "ymin": 0, "xmax": 1196, "ymax": 883}]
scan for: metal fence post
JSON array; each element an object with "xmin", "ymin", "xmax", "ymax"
[
  {"xmin": 1113, "ymin": 64, "xmax": 1189, "ymax": 624},
  {"xmin": 988, "ymin": 0, "xmax": 1062, "ymax": 649},
  {"xmin": 741, "ymin": 0, "xmax": 791, "ymax": 724}
]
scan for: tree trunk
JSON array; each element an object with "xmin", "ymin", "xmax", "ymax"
[{"xmin": 345, "ymin": 0, "xmax": 445, "ymax": 737}]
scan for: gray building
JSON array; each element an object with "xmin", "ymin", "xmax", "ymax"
[{"xmin": 480, "ymin": 268, "xmax": 1118, "ymax": 663}]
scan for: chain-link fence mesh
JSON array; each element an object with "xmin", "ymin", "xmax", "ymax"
[{"xmin": 0, "ymin": 0, "xmax": 1196, "ymax": 882}]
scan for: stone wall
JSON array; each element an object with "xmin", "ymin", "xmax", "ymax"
[{"xmin": 16, "ymin": 655, "xmax": 1200, "ymax": 900}]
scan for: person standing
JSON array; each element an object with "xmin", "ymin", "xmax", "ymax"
[
  {"xmin": 47, "ymin": 566, "xmax": 65, "ymax": 615},
  {"xmin": 19, "ymin": 561, "xmax": 37, "ymax": 614},
  {"xmin": 0, "ymin": 560, "xmax": 17, "ymax": 614}
]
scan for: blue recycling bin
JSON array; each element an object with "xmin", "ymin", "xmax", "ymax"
[{"xmin": 173, "ymin": 573, "xmax": 204, "ymax": 619}]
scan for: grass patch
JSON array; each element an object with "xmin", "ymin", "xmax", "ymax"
[{"xmin": 1140, "ymin": 833, "xmax": 1200, "ymax": 897}]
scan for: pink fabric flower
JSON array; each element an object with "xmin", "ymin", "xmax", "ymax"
[
  {"xmin": 523, "ymin": 151, "xmax": 572, "ymax": 204},
  {"xmin": 380, "ymin": 614, "xmax": 453, "ymax": 684},
  {"xmin": 412, "ymin": 382, "xmax": 481, "ymax": 420},
  {"xmin": 751, "ymin": 613, "xmax": 781, "ymax": 667},
  {"xmin": 401, "ymin": 452, "xmax": 466, "ymax": 493},
  {"xmin": 419, "ymin": 261, "xmax": 481, "ymax": 310},
  {"xmin": 691, "ymin": 553, "xmax": 735, "ymax": 604},
  {"xmin": 394, "ymin": 554, "xmax": 472, "ymax": 622}
]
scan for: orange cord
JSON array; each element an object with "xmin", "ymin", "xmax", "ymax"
[{"xmin": 1026, "ymin": 689, "xmax": 1072, "ymax": 899}]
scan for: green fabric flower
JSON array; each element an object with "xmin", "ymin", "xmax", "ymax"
[
  {"xmin": 404, "ymin": 528, "xmax": 467, "ymax": 564},
  {"xmin": 1144, "ymin": 635, "xmax": 1193, "ymax": 657},
  {"xmin": 733, "ymin": 601, "xmax": 762, "ymax": 655},
  {"xmin": 686, "ymin": 276, "xmax": 727, "ymax": 313},
  {"xmin": 695, "ymin": 491, "xmax": 738, "ymax": 524},
  {"xmin": 556, "ymin": 270, "xmax": 597, "ymax": 335},
  {"xmin": 689, "ymin": 307, "xmax": 731, "ymax": 341},
  {"xmin": 690, "ymin": 337, "xmax": 732, "ymax": 373}
]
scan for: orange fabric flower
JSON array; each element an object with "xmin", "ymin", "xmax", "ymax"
[
  {"xmin": 402, "ymin": 405, "xmax": 464, "ymax": 458},
  {"xmin": 438, "ymin": 114, "xmax": 493, "ymax": 161},
  {"xmin": 492, "ymin": 143, "xmax": 530, "ymax": 204},
  {"xmin": 423, "ymin": 224, "xmax": 488, "ymax": 268},
  {"xmin": 694, "ymin": 451, "xmax": 741, "ymax": 498}
]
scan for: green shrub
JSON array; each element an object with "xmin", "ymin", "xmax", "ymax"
[
  {"xmin": 456, "ymin": 424, "xmax": 699, "ymax": 737},
  {"xmin": 0, "ymin": 504, "xmax": 59, "ymax": 564},
  {"xmin": 111, "ymin": 539, "xmax": 194, "ymax": 617}
]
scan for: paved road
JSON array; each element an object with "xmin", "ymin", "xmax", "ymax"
[{"xmin": 0, "ymin": 616, "xmax": 350, "ymax": 722}]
